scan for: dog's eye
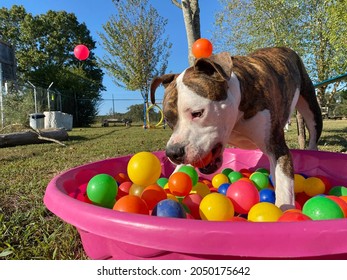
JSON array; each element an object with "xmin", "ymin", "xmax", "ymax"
[{"xmin": 191, "ymin": 110, "xmax": 204, "ymax": 119}]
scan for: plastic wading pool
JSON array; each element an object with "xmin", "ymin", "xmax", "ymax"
[{"xmin": 43, "ymin": 148, "xmax": 347, "ymax": 260}]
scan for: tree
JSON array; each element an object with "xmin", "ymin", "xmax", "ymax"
[
  {"xmin": 99, "ymin": 0, "xmax": 171, "ymax": 126},
  {"xmin": 0, "ymin": 5, "xmax": 104, "ymax": 127},
  {"xmin": 171, "ymin": 0, "xmax": 201, "ymax": 65}
]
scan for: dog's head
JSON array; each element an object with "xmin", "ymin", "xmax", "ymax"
[{"xmin": 151, "ymin": 52, "xmax": 238, "ymax": 174}]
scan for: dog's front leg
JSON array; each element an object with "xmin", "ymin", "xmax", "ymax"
[{"xmin": 268, "ymin": 152, "xmax": 295, "ymax": 211}]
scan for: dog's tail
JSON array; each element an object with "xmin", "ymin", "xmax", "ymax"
[{"xmin": 295, "ymin": 54, "xmax": 323, "ymax": 149}]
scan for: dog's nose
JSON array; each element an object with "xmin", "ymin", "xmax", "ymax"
[{"xmin": 166, "ymin": 144, "xmax": 185, "ymax": 164}]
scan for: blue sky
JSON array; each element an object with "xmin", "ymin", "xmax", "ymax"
[{"xmin": 2, "ymin": 0, "xmax": 221, "ymax": 115}]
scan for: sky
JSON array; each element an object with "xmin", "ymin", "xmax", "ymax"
[{"xmin": 2, "ymin": 0, "xmax": 222, "ymax": 115}]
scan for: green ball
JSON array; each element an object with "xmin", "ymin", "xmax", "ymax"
[
  {"xmin": 255, "ymin": 168, "xmax": 270, "ymax": 176},
  {"xmin": 178, "ymin": 165, "xmax": 199, "ymax": 186},
  {"xmin": 302, "ymin": 196, "xmax": 344, "ymax": 220},
  {"xmin": 227, "ymin": 171, "xmax": 243, "ymax": 183},
  {"xmin": 157, "ymin": 177, "xmax": 169, "ymax": 188},
  {"xmin": 221, "ymin": 168, "xmax": 233, "ymax": 177},
  {"xmin": 329, "ymin": 186, "xmax": 347, "ymax": 196},
  {"xmin": 250, "ymin": 172, "xmax": 270, "ymax": 191},
  {"xmin": 87, "ymin": 174, "xmax": 118, "ymax": 208}
]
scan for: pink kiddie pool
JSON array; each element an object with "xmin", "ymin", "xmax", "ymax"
[{"xmin": 43, "ymin": 148, "xmax": 347, "ymax": 260}]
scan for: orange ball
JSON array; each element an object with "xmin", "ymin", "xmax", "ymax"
[
  {"xmin": 168, "ymin": 172, "xmax": 193, "ymax": 197},
  {"xmin": 191, "ymin": 152, "xmax": 213, "ymax": 168},
  {"xmin": 192, "ymin": 38, "xmax": 213, "ymax": 58},
  {"xmin": 140, "ymin": 184, "xmax": 167, "ymax": 210},
  {"xmin": 113, "ymin": 195, "xmax": 149, "ymax": 215}
]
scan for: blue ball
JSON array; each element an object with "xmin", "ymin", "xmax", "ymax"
[
  {"xmin": 218, "ymin": 183, "xmax": 230, "ymax": 195},
  {"xmin": 259, "ymin": 188, "xmax": 276, "ymax": 204},
  {"xmin": 152, "ymin": 199, "xmax": 186, "ymax": 218}
]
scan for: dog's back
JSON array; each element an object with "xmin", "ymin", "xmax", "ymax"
[{"xmin": 231, "ymin": 47, "xmax": 322, "ymax": 149}]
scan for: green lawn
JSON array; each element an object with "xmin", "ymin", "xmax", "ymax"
[{"xmin": 0, "ymin": 119, "xmax": 346, "ymax": 259}]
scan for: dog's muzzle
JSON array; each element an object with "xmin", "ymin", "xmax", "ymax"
[{"xmin": 166, "ymin": 142, "xmax": 223, "ymax": 174}]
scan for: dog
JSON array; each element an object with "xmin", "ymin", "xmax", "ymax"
[{"xmin": 150, "ymin": 47, "xmax": 322, "ymax": 210}]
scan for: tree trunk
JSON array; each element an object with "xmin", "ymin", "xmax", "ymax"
[
  {"xmin": 296, "ymin": 111, "xmax": 306, "ymax": 149},
  {"xmin": 172, "ymin": 0, "xmax": 201, "ymax": 65},
  {"xmin": 0, "ymin": 129, "xmax": 68, "ymax": 148}
]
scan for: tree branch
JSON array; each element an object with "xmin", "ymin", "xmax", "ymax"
[{"xmin": 171, "ymin": 0, "xmax": 182, "ymax": 9}]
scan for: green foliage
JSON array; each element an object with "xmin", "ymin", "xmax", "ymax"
[
  {"xmin": 98, "ymin": 0, "xmax": 172, "ymax": 100},
  {"xmin": 0, "ymin": 5, "xmax": 104, "ymax": 126}
]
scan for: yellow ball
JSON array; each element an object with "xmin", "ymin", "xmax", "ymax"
[
  {"xmin": 248, "ymin": 202, "xmax": 282, "ymax": 222},
  {"xmin": 304, "ymin": 177, "xmax": 325, "ymax": 197},
  {"xmin": 294, "ymin": 174, "xmax": 306, "ymax": 193},
  {"xmin": 199, "ymin": 193, "xmax": 234, "ymax": 221},
  {"xmin": 191, "ymin": 182, "xmax": 211, "ymax": 197},
  {"xmin": 127, "ymin": 152, "xmax": 162, "ymax": 186},
  {"xmin": 211, "ymin": 173, "xmax": 229, "ymax": 188}
]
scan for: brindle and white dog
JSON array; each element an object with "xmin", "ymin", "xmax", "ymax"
[{"xmin": 150, "ymin": 47, "xmax": 322, "ymax": 210}]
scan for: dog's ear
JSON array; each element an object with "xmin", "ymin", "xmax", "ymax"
[
  {"xmin": 194, "ymin": 52, "xmax": 233, "ymax": 81},
  {"xmin": 150, "ymin": 74, "xmax": 178, "ymax": 104}
]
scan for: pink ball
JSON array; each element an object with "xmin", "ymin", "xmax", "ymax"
[
  {"xmin": 183, "ymin": 193, "xmax": 203, "ymax": 219},
  {"xmin": 74, "ymin": 44, "xmax": 90, "ymax": 60},
  {"xmin": 226, "ymin": 179, "xmax": 260, "ymax": 214}
]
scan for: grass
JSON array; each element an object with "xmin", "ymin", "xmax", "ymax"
[{"xmin": 0, "ymin": 119, "xmax": 346, "ymax": 260}]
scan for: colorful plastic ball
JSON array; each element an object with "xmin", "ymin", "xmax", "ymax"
[
  {"xmin": 168, "ymin": 171, "xmax": 193, "ymax": 197},
  {"xmin": 255, "ymin": 168, "xmax": 270, "ymax": 176},
  {"xmin": 156, "ymin": 177, "xmax": 168, "ymax": 188},
  {"xmin": 226, "ymin": 179, "xmax": 259, "ymax": 214},
  {"xmin": 113, "ymin": 195, "xmax": 149, "ymax": 215},
  {"xmin": 191, "ymin": 152, "xmax": 213, "ymax": 168},
  {"xmin": 227, "ymin": 171, "xmax": 243, "ymax": 183},
  {"xmin": 191, "ymin": 182, "xmax": 211, "ymax": 198},
  {"xmin": 212, "ymin": 173, "xmax": 229, "ymax": 189},
  {"xmin": 250, "ymin": 172, "xmax": 269, "ymax": 191},
  {"xmin": 192, "ymin": 38, "xmax": 213, "ymax": 58},
  {"xmin": 178, "ymin": 165, "xmax": 199, "ymax": 186},
  {"xmin": 199, "ymin": 193, "xmax": 234, "ymax": 221},
  {"xmin": 278, "ymin": 210, "xmax": 312, "ymax": 222},
  {"xmin": 183, "ymin": 193, "xmax": 203, "ymax": 219},
  {"xmin": 114, "ymin": 172, "xmax": 130, "ymax": 184},
  {"xmin": 229, "ymin": 216, "xmax": 248, "ymax": 222},
  {"xmin": 129, "ymin": 184, "xmax": 146, "ymax": 197},
  {"xmin": 259, "ymin": 188, "xmax": 276, "ymax": 204},
  {"xmin": 304, "ymin": 177, "xmax": 325, "ymax": 197},
  {"xmin": 239, "ymin": 168, "xmax": 252, "ymax": 178},
  {"xmin": 221, "ymin": 168, "xmax": 233, "ymax": 177},
  {"xmin": 152, "ymin": 199, "xmax": 186, "ymax": 218},
  {"xmin": 127, "ymin": 151, "xmax": 161, "ymax": 187},
  {"xmin": 86, "ymin": 174, "xmax": 118, "ymax": 208},
  {"xmin": 248, "ymin": 202, "xmax": 283, "ymax": 222},
  {"xmin": 74, "ymin": 44, "xmax": 90, "ymax": 60},
  {"xmin": 140, "ymin": 184, "xmax": 167, "ymax": 210},
  {"xmin": 326, "ymin": 195, "xmax": 347, "ymax": 217},
  {"xmin": 315, "ymin": 175, "xmax": 332, "ymax": 194},
  {"xmin": 302, "ymin": 196, "xmax": 344, "ymax": 220},
  {"xmin": 294, "ymin": 174, "xmax": 306, "ymax": 193},
  {"xmin": 117, "ymin": 181, "xmax": 132, "ymax": 199},
  {"xmin": 217, "ymin": 183, "xmax": 230, "ymax": 195},
  {"xmin": 329, "ymin": 186, "xmax": 347, "ymax": 197}
]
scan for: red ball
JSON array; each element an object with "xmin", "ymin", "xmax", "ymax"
[
  {"xmin": 140, "ymin": 184, "xmax": 167, "ymax": 210},
  {"xmin": 226, "ymin": 180, "xmax": 259, "ymax": 214},
  {"xmin": 74, "ymin": 44, "xmax": 90, "ymax": 60},
  {"xmin": 278, "ymin": 210, "xmax": 312, "ymax": 222},
  {"xmin": 113, "ymin": 195, "xmax": 149, "ymax": 215}
]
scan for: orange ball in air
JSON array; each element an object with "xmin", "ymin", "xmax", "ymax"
[{"xmin": 192, "ymin": 38, "xmax": 213, "ymax": 58}]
